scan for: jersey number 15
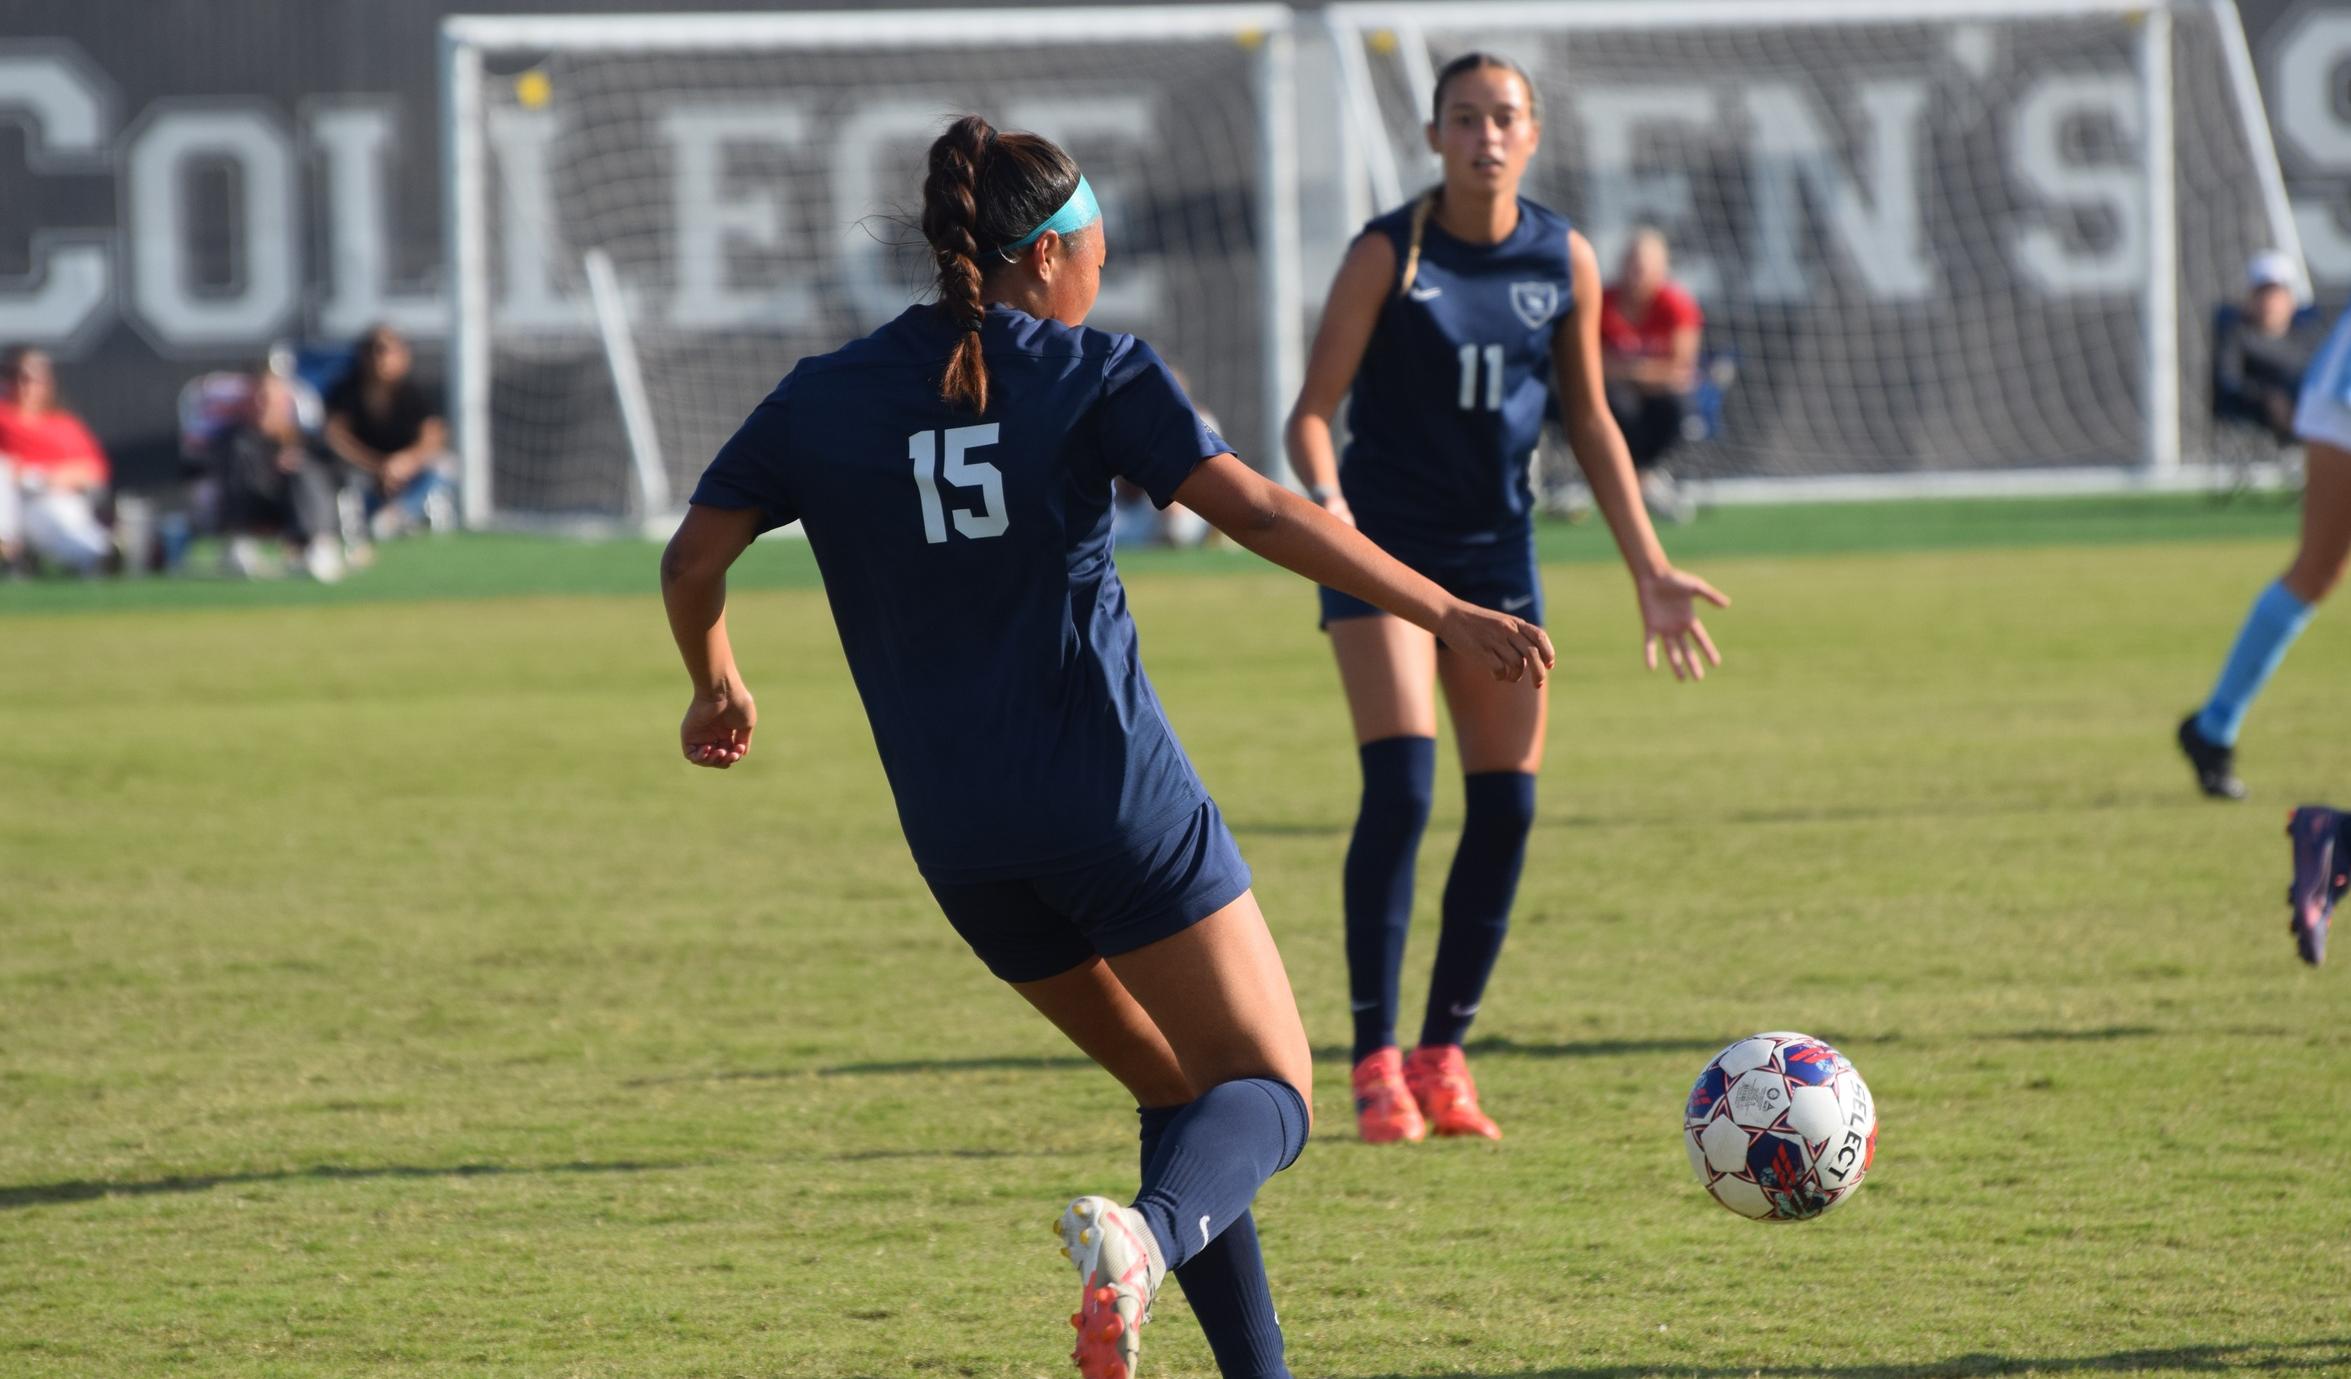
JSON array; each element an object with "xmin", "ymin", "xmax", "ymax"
[{"xmin": 910, "ymin": 424, "xmax": 1009, "ymax": 543}]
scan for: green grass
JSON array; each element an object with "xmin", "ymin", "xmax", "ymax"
[
  {"xmin": 4, "ymin": 495, "xmax": 2348, "ymax": 1378},
  {"xmin": 0, "ymin": 489, "xmax": 2311, "ymax": 616}
]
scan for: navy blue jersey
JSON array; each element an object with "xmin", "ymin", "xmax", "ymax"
[
  {"xmin": 690, "ymin": 304, "xmax": 1230, "ymax": 881},
  {"xmin": 1340, "ymin": 196, "xmax": 1576, "ymax": 549}
]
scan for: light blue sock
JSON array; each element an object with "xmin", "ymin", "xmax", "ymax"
[{"xmin": 2196, "ymin": 580, "xmax": 2315, "ymax": 746}]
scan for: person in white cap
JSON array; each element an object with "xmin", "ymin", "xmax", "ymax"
[{"xmin": 2214, "ymin": 248, "xmax": 2318, "ymax": 444}]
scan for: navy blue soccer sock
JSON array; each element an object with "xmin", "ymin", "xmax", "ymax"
[
  {"xmin": 1345, "ymin": 736, "xmax": 1436, "ymax": 1062},
  {"xmin": 1419, "ymin": 771, "xmax": 1536, "ymax": 1050},
  {"xmin": 1139, "ymin": 1105, "xmax": 1289, "ymax": 1379},
  {"xmin": 1130, "ymin": 1078, "xmax": 1309, "ymax": 1276}
]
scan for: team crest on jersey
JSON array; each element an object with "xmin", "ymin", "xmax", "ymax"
[{"xmin": 1510, "ymin": 281, "xmax": 1560, "ymax": 330}]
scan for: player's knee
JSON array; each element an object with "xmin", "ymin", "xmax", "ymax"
[
  {"xmin": 1358, "ymin": 735, "xmax": 1437, "ymax": 829},
  {"xmin": 2284, "ymin": 552, "xmax": 2347, "ymax": 605},
  {"xmin": 1464, "ymin": 770, "xmax": 1538, "ymax": 839},
  {"xmin": 1247, "ymin": 1075, "xmax": 1312, "ymax": 1170}
]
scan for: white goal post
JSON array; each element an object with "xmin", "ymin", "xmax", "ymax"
[
  {"xmin": 440, "ymin": 5, "xmax": 1301, "ymax": 531},
  {"xmin": 1322, "ymin": 0, "xmax": 2308, "ymax": 501}
]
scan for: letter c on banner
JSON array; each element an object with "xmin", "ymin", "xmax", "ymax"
[{"xmin": 0, "ymin": 44, "xmax": 117, "ymax": 349}]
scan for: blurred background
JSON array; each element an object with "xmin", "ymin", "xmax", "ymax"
[{"xmin": 0, "ymin": 0, "xmax": 2344, "ymax": 560}]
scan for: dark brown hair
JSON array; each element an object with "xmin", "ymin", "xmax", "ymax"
[
  {"xmin": 920, "ymin": 114, "xmax": 1083, "ymax": 414},
  {"xmin": 1430, "ymin": 51, "xmax": 1539, "ymax": 125}
]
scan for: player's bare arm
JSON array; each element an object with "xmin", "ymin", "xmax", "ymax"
[
  {"xmin": 661, "ymin": 502, "xmax": 761, "ymax": 767},
  {"xmin": 1283, "ymin": 232, "xmax": 1396, "ymax": 524},
  {"xmin": 1175, "ymin": 452, "xmax": 1553, "ymax": 685},
  {"xmin": 1554, "ymin": 228, "xmax": 1728, "ymax": 681}
]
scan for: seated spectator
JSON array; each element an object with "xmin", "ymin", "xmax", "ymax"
[
  {"xmin": 323, "ymin": 324, "xmax": 455, "ymax": 538},
  {"xmin": 0, "ymin": 345, "xmax": 113, "ymax": 576},
  {"xmin": 2214, "ymin": 249, "xmax": 2318, "ymax": 445},
  {"xmin": 1600, "ymin": 228, "xmax": 1703, "ymax": 523},
  {"xmin": 214, "ymin": 369, "xmax": 347, "ymax": 583}
]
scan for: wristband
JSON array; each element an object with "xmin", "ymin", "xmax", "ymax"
[{"xmin": 1306, "ymin": 483, "xmax": 1337, "ymax": 506}]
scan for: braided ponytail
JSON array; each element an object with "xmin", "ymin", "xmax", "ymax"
[
  {"xmin": 923, "ymin": 114, "xmax": 995, "ymax": 414},
  {"xmin": 920, "ymin": 116, "xmax": 1084, "ymax": 414}
]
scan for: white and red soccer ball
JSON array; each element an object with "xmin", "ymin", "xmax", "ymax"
[{"xmin": 1683, "ymin": 1031, "xmax": 1876, "ymax": 1221}]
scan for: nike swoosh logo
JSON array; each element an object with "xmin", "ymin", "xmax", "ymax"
[
  {"xmin": 1448, "ymin": 1001, "xmax": 1481, "ymax": 1018},
  {"xmin": 1198, "ymin": 1215, "xmax": 1212, "ymax": 1249},
  {"xmin": 1408, "ymin": 284, "xmax": 1443, "ymax": 301},
  {"xmin": 1500, "ymin": 595, "xmax": 1534, "ymax": 612}
]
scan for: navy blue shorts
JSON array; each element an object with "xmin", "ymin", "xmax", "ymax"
[
  {"xmin": 924, "ymin": 799, "xmax": 1253, "ymax": 984},
  {"xmin": 1319, "ymin": 533, "xmax": 1543, "ymax": 629}
]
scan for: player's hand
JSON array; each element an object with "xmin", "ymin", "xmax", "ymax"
[
  {"xmin": 681, "ymin": 683, "xmax": 756, "ymax": 769},
  {"xmin": 1317, "ymin": 490, "xmax": 1356, "ymax": 528},
  {"xmin": 1437, "ymin": 601, "xmax": 1554, "ymax": 687},
  {"xmin": 1636, "ymin": 568, "xmax": 1728, "ymax": 681}
]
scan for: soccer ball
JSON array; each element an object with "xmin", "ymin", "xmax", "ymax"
[{"xmin": 1683, "ymin": 1031, "xmax": 1875, "ymax": 1221}]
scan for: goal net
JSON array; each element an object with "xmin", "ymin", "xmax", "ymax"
[
  {"xmin": 441, "ymin": 6, "xmax": 1300, "ymax": 529},
  {"xmin": 1322, "ymin": 0, "xmax": 2305, "ymax": 493}
]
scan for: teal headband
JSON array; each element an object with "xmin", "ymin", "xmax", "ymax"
[{"xmin": 997, "ymin": 175, "xmax": 1100, "ymax": 260}]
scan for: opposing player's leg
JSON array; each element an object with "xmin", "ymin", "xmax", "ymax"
[
  {"xmin": 2183, "ymin": 445, "xmax": 2351, "ymax": 797},
  {"xmin": 2282, "ymin": 443, "xmax": 2351, "ymax": 606},
  {"xmin": 1405, "ymin": 632, "xmax": 1547, "ymax": 1140},
  {"xmin": 1327, "ymin": 609, "xmax": 1439, "ymax": 1143}
]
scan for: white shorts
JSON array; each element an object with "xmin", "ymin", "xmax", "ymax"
[{"xmin": 2294, "ymin": 305, "xmax": 2351, "ymax": 455}]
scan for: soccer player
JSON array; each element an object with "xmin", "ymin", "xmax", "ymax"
[
  {"xmin": 2179, "ymin": 301, "xmax": 2351, "ymax": 805},
  {"xmin": 1286, "ymin": 53, "xmax": 1727, "ymax": 1144},
  {"xmin": 660, "ymin": 116, "xmax": 1552, "ymax": 1379}
]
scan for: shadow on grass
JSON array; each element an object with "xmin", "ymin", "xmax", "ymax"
[
  {"xmin": 831, "ymin": 1147, "xmax": 1073, "ymax": 1162},
  {"xmin": 805, "ymin": 1035, "xmax": 1729, "ymax": 1081},
  {"xmin": 1230, "ymin": 792, "xmax": 2167, "ymax": 840},
  {"xmin": 1355, "ymin": 1336, "xmax": 2351, "ymax": 1378},
  {"xmin": 0, "ymin": 1159, "xmax": 677, "ymax": 1211},
  {"xmin": 709, "ymin": 1025, "xmax": 2220, "ymax": 1085},
  {"xmin": 1975, "ymin": 1024, "xmax": 2161, "ymax": 1043},
  {"xmin": 814, "ymin": 1054, "xmax": 1097, "ymax": 1077}
]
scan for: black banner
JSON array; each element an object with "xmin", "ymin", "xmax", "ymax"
[{"xmin": 1, "ymin": 0, "xmax": 2344, "ymax": 488}]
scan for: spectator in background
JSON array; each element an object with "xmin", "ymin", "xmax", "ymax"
[
  {"xmin": 214, "ymin": 367, "xmax": 345, "ymax": 583},
  {"xmin": 1600, "ymin": 228, "xmax": 1703, "ymax": 524},
  {"xmin": 323, "ymin": 324, "xmax": 455, "ymax": 538},
  {"xmin": 2214, "ymin": 249, "xmax": 2318, "ymax": 445},
  {"xmin": 0, "ymin": 345, "xmax": 113, "ymax": 576}
]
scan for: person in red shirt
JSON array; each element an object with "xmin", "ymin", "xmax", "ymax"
[
  {"xmin": 1599, "ymin": 229, "xmax": 1704, "ymax": 522},
  {"xmin": 0, "ymin": 345, "xmax": 113, "ymax": 574}
]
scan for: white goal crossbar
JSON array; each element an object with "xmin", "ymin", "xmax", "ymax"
[
  {"xmin": 1323, "ymin": 0, "xmax": 2306, "ymax": 493},
  {"xmin": 443, "ymin": 0, "xmax": 2306, "ymax": 523},
  {"xmin": 442, "ymin": 5, "xmax": 1299, "ymax": 531}
]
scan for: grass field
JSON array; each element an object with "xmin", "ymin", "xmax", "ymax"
[{"xmin": 5, "ymin": 495, "xmax": 2349, "ymax": 1379}]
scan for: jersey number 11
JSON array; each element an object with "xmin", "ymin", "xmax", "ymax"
[
  {"xmin": 1456, "ymin": 344, "xmax": 1505, "ymax": 412},
  {"xmin": 910, "ymin": 424, "xmax": 1009, "ymax": 543}
]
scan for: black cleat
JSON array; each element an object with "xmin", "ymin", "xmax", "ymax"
[
  {"xmin": 2285, "ymin": 806, "xmax": 2341, "ymax": 966},
  {"xmin": 2177, "ymin": 714, "xmax": 2246, "ymax": 800}
]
